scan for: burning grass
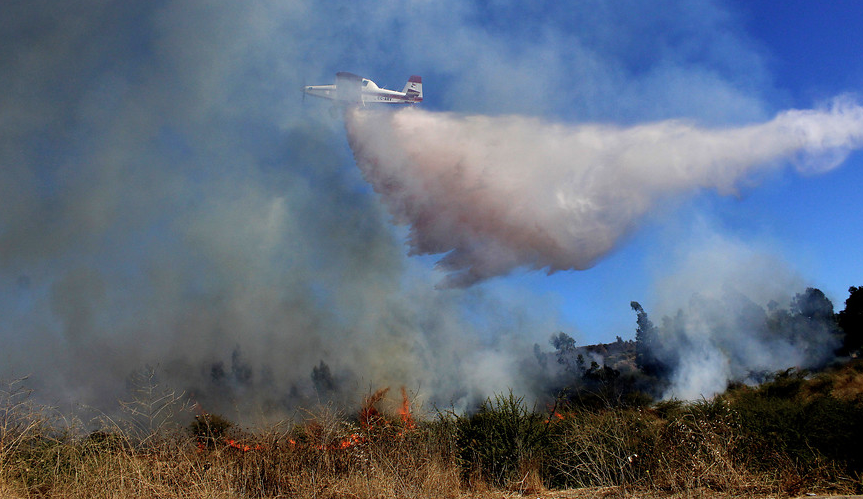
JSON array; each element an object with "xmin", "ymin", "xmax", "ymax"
[
  {"xmin": 1, "ymin": 373, "xmax": 862, "ymax": 498},
  {"xmin": 0, "ymin": 381, "xmax": 463, "ymax": 499}
]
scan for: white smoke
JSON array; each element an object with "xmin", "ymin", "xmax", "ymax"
[
  {"xmin": 636, "ymin": 228, "xmax": 842, "ymax": 401},
  {"xmin": 1, "ymin": 0, "xmax": 857, "ymax": 419},
  {"xmin": 345, "ymin": 100, "xmax": 863, "ymax": 287}
]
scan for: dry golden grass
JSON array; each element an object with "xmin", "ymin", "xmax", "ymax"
[
  {"xmin": 0, "ymin": 429, "xmax": 467, "ymax": 498},
  {"xmin": 826, "ymin": 361, "xmax": 863, "ymax": 402},
  {"xmin": 2, "ymin": 375, "xmax": 861, "ymax": 498},
  {"xmin": 0, "ymin": 378, "xmax": 470, "ymax": 499}
]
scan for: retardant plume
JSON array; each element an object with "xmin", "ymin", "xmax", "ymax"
[{"xmin": 345, "ymin": 100, "xmax": 863, "ymax": 287}]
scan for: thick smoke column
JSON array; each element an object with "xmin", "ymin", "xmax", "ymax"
[
  {"xmin": 346, "ymin": 101, "xmax": 863, "ymax": 287},
  {"xmin": 0, "ymin": 0, "xmax": 569, "ymax": 421},
  {"xmin": 2, "ymin": 0, "xmax": 858, "ymax": 419}
]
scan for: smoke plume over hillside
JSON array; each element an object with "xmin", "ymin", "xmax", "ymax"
[
  {"xmin": 346, "ymin": 102, "xmax": 863, "ymax": 287},
  {"xmin": 0, "ymin": 0, "xmax": 566, "ymax": 420},
  {"xmin": 2, "ymin": 0, "xmax": 862, "ymax": 418}
]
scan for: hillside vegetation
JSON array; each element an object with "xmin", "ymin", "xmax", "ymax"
[
  {"xmin": 3, "ymin": 285, "xmax": 862, "ymax": 497},
  {"xmin": 2, "ymin": 361, "xmax": 863, "ymax": 498}
]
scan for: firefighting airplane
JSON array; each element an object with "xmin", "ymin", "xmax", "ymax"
[{"xmin": 303, "ymin": 72, "xmax": 423, "ymax": 105}]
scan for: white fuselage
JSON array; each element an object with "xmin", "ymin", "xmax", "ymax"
[{"xmin": 304, "ymin": 73, "xmax": 422, "ymax": 105}]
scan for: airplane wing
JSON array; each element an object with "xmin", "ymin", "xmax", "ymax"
[
  {"xmin": 335, "ymin": 72, "xmax": 362, "ymax": 103},
  {"xmin": 305, "ymin": 73, "xmax": 422, "ymax": 105}
]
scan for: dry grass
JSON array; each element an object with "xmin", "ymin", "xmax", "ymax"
[
  {"xmin": 824, "ymin": 360, "xmax": 863, "ymax": 402},
  {"xmin": 0, "ymin": 419, "xmax": 465, "ymax": 498},
  {"xmin": 648, "ymin": 401, "xmax": 759, "ymax": 493},
  {"xmin": 544, "ymin": 397, "xmax": 861, "ymax": 497},
  {"xmin": 0, "ymin": 378, "xmax": 468, "ymax": 499},
  {"xmin": 2, "ymin": 375, "xmax": 861, "ymax": 498}
]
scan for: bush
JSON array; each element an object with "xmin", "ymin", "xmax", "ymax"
[
  {"xmin": 188, "ymin": 413, "xmax": 234, "ymax": 449},
  {"xmin": 545, "ymin": 407, "xmax": 654, "ymax": 490},
  {"xmin": 454, "ymin": 392, "xmax": 550, "ymax": 489},
  {"xmin": 730, "ymin": 380, "xmax": 863, "ymax": 480}
]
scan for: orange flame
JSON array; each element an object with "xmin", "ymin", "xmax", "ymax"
[
  {"xmin": 286, "ymin": 385, "xmax": 419, "ymax": 453},
  {"xmin": 337, "ymin": 433, "xmax": 364, "ymax": 449},
  {"xmin": 359, "ymin": 387, "xmax": 390, "ymax": 429},
  {"xmin": 398, "ymin": 386, "xmax": 416, "ymax": 430},
  {"xmin": 544, "ymin": 400, "xmax": 566, "ymax": 424},
  {"xmin": 226, "ymin": 438, "xmax": 262, "ymax": 452}
]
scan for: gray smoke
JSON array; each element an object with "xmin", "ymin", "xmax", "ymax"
[
  {"xmin": 345, "ymin": 101, "xmax": 863, "ymax": 287},
  {"xmin": 0, "ymin": 0, "xmax": 565, "ymax": 420},
  {"xmin": 1, "ymin": 0, "xmax": 856, "ymax": 418},
  {"xmin": 641, "ymin": 234, "xmax": 844, "ymax": 399}
]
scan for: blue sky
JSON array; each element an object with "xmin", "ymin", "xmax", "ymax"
[
  {"xmin": 639, "ymin": 1, "xmax": 863, "ymax": 339},
  {"xmin": 2, "ymin": 0, "xmax": 863, "ymax": 412},
  {"xmin": 732, "ymin": 0, "xmax": 863, "ymax": 102},
  {"xmin": 500, "ymin": 0, "xmax": 863, "ymax": 342}
]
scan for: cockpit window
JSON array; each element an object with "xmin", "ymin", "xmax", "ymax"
[{"xmin": 362, "ymin": 80, "xmax": 369, "ymax": 87}]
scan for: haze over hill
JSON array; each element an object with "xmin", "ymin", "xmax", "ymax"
[{"xmin": 2, "ymin": 0, "xmax": 863, "ymax": 420}]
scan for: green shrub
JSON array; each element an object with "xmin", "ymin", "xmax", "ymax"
[
  {"xmin": 454, "ymin": 392, "xmax": 550, "ymax": 488},
  {"xmin": 730, "ymin": 384, "xmax": 863, "ymax": 478}
]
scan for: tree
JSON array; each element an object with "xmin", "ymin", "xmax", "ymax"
[
  {"xmin": 838, "ymin": 286, "xmax": 863, "ymax": 356},
  {"xmin": 631, "ymin": 301, "xmax": 666, "ymax": 377},
  {"xmin": 311, "ymin": 360, "xmax": 336, "ymax": 394},
  {"xmin": 550, "ymin": 332, "xmax": 578, "ymax": 374},
  {"xmin": 787, "ymin": 288, "xmax": 842, "ymax": 364},
  {"xmin": 790, "ymin": 287, "xmax": 835, "ymax": 323}
]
